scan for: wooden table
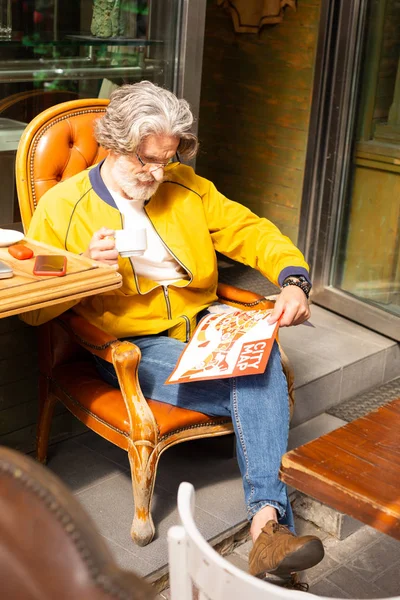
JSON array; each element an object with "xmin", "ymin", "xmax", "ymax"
[
  {"xmin": 0, "ymin": 238, "xmax": 122, "ymax": 318},
  {"xmin": 280, "ymin": 397, "xmax": 400, "ymax": 540}
]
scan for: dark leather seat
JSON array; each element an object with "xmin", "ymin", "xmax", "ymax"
[{"xmin": 0, "ymin": 446, "xmax": 154, "ymax": 600}]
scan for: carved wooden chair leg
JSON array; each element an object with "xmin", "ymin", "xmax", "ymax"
[
  {"xmin": 36, "ymin": 391, "xmax": 57, "ymax": 464},
  {"xmin": 127, "ymin": 442, "xmax": 159, "ymax": 546},
  {"xmin": 111, "ymin": 340, "xmax": 160, "ymax": 547}
]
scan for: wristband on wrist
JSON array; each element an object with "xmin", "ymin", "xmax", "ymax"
[{"xmin": 281, "ymin": 275, "xmax": 311, "ymax": 299}]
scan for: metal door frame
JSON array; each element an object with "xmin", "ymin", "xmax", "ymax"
[
  {"xmin": 148, "ymin": 0, "xmax": 206, "ymax": 134},
  {"xmin": 175, "ymin": 0, "xmax": 207, "ymax": 134},
  {"xmin": 299, "ymin": 0, "xmax": 400, "ymax": 341}
]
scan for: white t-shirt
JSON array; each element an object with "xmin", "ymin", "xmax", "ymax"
[{"xmin": 110, "ymin": 189, "xmax": 188, "ymax": 285}]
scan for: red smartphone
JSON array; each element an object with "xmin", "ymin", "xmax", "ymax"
[{"xmin": 33, "ymin": 255, "xmax": 67, "ymax": 277}]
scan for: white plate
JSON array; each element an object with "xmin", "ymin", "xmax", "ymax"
[{"xmin": 0, "ymin": 229, "xmax": 24, "ymax": 247}]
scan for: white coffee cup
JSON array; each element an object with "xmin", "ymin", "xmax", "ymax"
[{"xmin": 115, "ymin": 229, "xmax": 147, "ymax": 257}]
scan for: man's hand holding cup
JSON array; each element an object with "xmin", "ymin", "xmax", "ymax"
[
  {"xmin": 83, "ymin": 227, "xmax": 147, "ymax": 267},
  {"xmin": 114, "ymin": 229, "xmax": 147, "ymax": 257}
]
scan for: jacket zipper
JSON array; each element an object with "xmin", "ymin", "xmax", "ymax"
[
  {"xmin": 143, "ymin": 206, "xmax": 193, "ymax": 283},
  {"xmin": 163, "ymin": 292, "xmax": 191, "ymax": 339},
  {"xmin": 125, "ymin": 206, "xmax": 193, "ymax": 332},
  {"xmin": 144, "ymin": 206, "xmax": 194, "ymax": 332},
  {"xmin": 163, "ymin": 285, "xmax": 172, "ymax": 319},
  {"xmin": 180, "ymin": 314, "xmax": 191, "ymax": 342}
]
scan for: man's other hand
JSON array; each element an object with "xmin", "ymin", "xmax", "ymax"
[
  {"xmin": 268, "ymin": 286, "xmax": 310, "ymax": 327},
  {"xmin": 82, "ymin": 227, "xmax": 119, "ymax": 266}
]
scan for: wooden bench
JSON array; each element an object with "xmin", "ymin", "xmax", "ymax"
[{"xmin": 280, "ymin": 397, "xmax": 400, "ymax": 540}]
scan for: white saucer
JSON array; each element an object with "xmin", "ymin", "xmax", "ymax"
[
  {"xmin": 0, "ymin": 229, "xmax": 24, "ymax": 247},
  {"xmin": 119, "ymin": 250, "xmax": 145, "ymax": 257}
]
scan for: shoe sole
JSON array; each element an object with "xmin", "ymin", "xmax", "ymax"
[{"xmin": 256, "ymin": 539, "xmax": 325, "ymax": 579}]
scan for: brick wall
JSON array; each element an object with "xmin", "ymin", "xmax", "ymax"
[
  {"xmin": 0, "ymin": 318, "xmax": 85, "ymax": 453},
  {"xmin": 196, "ymin": 0, "xmax": 321, "ymax": 244}
]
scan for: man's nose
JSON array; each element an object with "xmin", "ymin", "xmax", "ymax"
[{"xmin": 151, "ymin": 167, "xmax": 164, "ymax": 182}]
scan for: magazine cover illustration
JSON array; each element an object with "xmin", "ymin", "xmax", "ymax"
[{"xmin": 166, "ymin": 309, "xmax": 279, "ymax": 384}]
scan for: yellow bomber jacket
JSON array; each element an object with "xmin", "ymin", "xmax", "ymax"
[{"xmin": 22, "ymin": 162, "xmax": 310, "ymax": 342}]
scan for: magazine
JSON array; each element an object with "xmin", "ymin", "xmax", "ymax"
[{"xmin": 166, "ymin": 309, "xmax": 279, "ymax": 384}]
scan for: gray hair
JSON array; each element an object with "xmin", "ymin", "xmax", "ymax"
[{"xmin": 94, "ymin": 81, "xmax": 198, "ymax": 159}]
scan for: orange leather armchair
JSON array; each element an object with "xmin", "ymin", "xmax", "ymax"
[{"xmin": 16, "ymin": 99, "xmax": 294, "ymax": 547}]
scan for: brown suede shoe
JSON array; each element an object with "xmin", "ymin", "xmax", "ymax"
[{"xmin": 249, "ymin": 521, "xmax": 324, "ymax": 578}]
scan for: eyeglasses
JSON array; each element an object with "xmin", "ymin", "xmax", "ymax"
[{"xmin": 135, "ymin": 152, "xmax": 180, "ymax": 172}]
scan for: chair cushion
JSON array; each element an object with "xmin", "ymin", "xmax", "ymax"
[{"xmin": 52, "ymin": 362, "xmax": 228, "ymax": 438}]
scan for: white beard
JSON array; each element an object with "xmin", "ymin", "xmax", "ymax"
[{"xmin": 112, "ymin": 157, "xmax": 162, "ymax": 201}]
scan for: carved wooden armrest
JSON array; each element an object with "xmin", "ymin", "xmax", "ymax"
[
  {"xmin": 112, "ymin": 342, "xmax": 157, "ymax": 441},
  {"xmin": 217, "ymin": 282, "xmax": 275, "ymax": 310},
  {"xmin": 57, "ymin": 312, "xmax": 155, "ymax": 436}
]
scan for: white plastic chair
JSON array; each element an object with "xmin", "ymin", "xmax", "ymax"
[
  {"xmin": 167, "ymin": 482, "xmax": 313, "ymax": 600},
  {"xmin": 168, "ymin": 482, "xmax": 400, "ymax": 600}
]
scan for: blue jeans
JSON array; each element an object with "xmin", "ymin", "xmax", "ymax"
[{"xmin": 94, "ymin": 335, "xmax": 294, "ymax": 531}]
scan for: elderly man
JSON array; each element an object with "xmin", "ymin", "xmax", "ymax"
[{"xmin": 23, "ymin": 81, "xmax": 324, "ymax": 579}]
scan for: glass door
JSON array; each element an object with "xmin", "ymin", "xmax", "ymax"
[{"xmin": 300, "ymin": 0, "xmax": 400, "ymax": 341}]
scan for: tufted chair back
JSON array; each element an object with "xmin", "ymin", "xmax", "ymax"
[{"xmin": 16, "ymin": 99, "xmax": 109, "ymax": 232}]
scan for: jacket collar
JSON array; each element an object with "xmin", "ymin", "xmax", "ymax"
[
  {"xmin": 89, "ymin": 160, "xmax": 152, "ymax": 208},
  {"xmin": 89, "ymin": 160, "xmax": 118, "ymax": 209}
]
